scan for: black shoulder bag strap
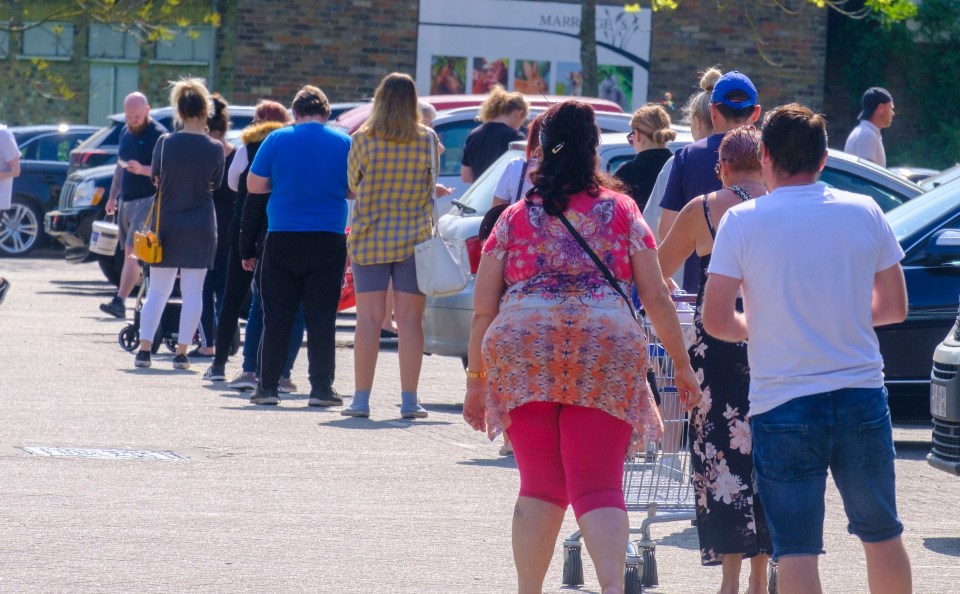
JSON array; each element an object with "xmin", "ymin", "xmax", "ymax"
[
  {"xmin": 555, "ymin": 209, "xmax": 637, "ymax": 319},
  {"xmin": 514, "ymin": 159, "xmax": 530, "ymax": 203}
]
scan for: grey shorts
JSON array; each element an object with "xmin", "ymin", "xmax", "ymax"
[
  {"xmin": 352, "ymin": 255, "xmax": 422, "ymax": 295},
  {"xmin": 118, "ymin": 197, "xmax": 155, "ymax": 249}
]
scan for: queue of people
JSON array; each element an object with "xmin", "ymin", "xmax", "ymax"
[{"xmin": 92, "ymin": 69, "xmax": 911, "ymax": 594}]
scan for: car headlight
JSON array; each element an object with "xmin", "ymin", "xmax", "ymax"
[{"xmin": 72, "ymin": 180, "xmax": 105, "ymax": 207}]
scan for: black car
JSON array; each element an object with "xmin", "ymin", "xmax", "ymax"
[
  {"xmin": 882, "ymin": 179, "xmax": 960, "ymax": 413},
  {"xmin": 2, "ymin": 125, "xmax": 99, "ymax": 256}
]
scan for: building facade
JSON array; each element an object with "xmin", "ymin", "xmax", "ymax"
[{"xmin": 0, "ymin": 1, "xmax": 827, "ymax": 126}]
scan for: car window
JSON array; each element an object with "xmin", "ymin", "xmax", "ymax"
[
  {"xmin": 887, "ymin": 181, "xmax": 960, "ymax": 242},
  {"xmin": 34, "ymin": 134, "xmax": 87, "ymax": 162},
  {"xmin": 607, "ymin": 155, "xmax": 632, "ymax": 174},
  {"xmin": 457, "ymin": 149, "xmax": 524, "ymax": 216},
  {"xmin": 435, "ymin": 120, "xmax": 479, "ymax": 177},
  {"xmin": 17, "ymin": 136, "xmax": 37, "ymax": 160},
  {"xmin": 80, "ymin": 124, "xmax": 122, "ymax": 150},
  {"xmin": 820, "ymin": 167, "xmax": 905, "ymax": 212}
]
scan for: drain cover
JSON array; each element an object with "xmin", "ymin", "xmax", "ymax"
[{"xmin": 20, "ymin": 446, "xmax": 188, "ymax": 461}]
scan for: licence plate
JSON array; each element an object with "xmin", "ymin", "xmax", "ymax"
[{"xmin": 931, "ymin": 383, "xmax": 947, "ymax": 417}]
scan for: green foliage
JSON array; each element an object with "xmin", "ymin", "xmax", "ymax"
[
  {"xmin": 625, "ymin": 0, "xmax": 917, "ymax": 20},
  {"xmin": 832, "ymin": 0, "xmax": 960, "ymax": 168}
]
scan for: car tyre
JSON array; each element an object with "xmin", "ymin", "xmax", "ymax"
[
  {"xmin": 97, "ymin": 252, "xmax": 123, "ymax": 286},
  {"xmin": 0, "ymin": 197, "xmax": 44, "ymax": 257}
]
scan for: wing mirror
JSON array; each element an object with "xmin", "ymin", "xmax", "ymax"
[{"xmin": 927, "ymin": 229, "xmax": 960, "ymax": 263}]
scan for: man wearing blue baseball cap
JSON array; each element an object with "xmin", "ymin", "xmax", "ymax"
[
  {"xmin": 659, "ymin": 70, "xmax": 761, "ymax": 294},
  {"xmin": 844, "ymin": 87, "xmax": 894, "ymax": 168}
]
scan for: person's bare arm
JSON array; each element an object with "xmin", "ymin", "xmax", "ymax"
[
  {"xmin": 0, "ymin": 155, "xmax": 20, "ymax": 180},
  {"xmin": 658, "ymin": 208, "xmax": 680, "ymax": 244},
  {"xmin": 247, "ymin": 172, "xmax": 271, "ymax": 194},
  {"xmin": 633, "ymin": 249, "xmax": 701, "ymax": 409},
  {"xmin": 702, "ymin": 274, "xmax": 748, "ymax": 343},
  {"xmin": 105, "ymin": 164, "xmax": 123, "ymax": 215},
  {"xmin": 658, "ymin": 199, "xmax": 701, "ymax": 282},
  {"xmin": 461, "ymin": 165, "xmax": 474, "ymax": 184},
  {"xmin": 872, "ymin": 263, "xmax": 908, "ymax": 326},
  {"xmin": 463, "ymin": 254, "xmax": 506, "ymax": 431}
]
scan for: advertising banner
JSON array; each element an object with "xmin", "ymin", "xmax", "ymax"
[{"xmin": 417, "ymin": 0, "xmax": 652, "ymax": 110}]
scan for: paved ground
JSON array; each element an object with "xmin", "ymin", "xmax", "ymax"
[{"xmin": 0, "ymin": 256, "xmax": 956, "ymax": 593}]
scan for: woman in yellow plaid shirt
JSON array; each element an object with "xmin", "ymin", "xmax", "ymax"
[{"xmin": 343, "ymin": 72, "xmax": 440, "ymax": 419}]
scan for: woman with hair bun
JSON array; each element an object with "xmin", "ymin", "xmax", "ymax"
[
  {"xmin": 643, "ymin": 67, "xmax": 721, "ymax": 243},
  {"xmin": 658, "ymin": 125, "xmax": 772, "ymax": 594},
  {"xmin": 615, "ymin": 103, "xmax": 677, "ymax": 211},
  {"xmin": 463, "ymin": 100, "xmax": 700, "ymax": 592},
  {"xmin": 460, "ymin": 85, "xmax": 528, "ymax": 183},
  {"xmin": 134, "ymin": 77, "xmax": 225, "ymax": 370}
]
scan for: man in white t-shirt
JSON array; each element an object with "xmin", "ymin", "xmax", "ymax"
[
  {"xmin": 843, "ymin": 87, "xmax": 894, "ymax": 167},
  {"xmin": 0, "ymin": 124, "xmax": 20, "ymax": 304},
  {"xmin": 702, "ymin": 104, "xmax": 912, "ymax": 594},
  {"xmin": 0, "ymin": 124, "xmax": 20, "ymax": 211}
]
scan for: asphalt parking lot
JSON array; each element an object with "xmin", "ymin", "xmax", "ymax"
[{"xmin": 0, "ymin": 254, "xmax": 955, "ymax": 593}]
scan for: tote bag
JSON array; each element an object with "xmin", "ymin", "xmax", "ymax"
[{"xmin": 414, "ymin": 135, "xmax": 469, "ymax": 297}]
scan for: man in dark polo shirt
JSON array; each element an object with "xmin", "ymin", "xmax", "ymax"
[
  {"xmin": 99, "ymin": 92, "xmax": 168, "ymax": 319},
  {"xmin": 658, "ymin": 71, "xmax": 761, "ymax": 294}
]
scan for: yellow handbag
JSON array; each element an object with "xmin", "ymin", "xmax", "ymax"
[{"xmin": 133, "ymin": 137, "xmax": 165, "ymax": 264}]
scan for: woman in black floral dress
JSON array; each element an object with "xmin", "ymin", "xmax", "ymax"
[{"xmin": 658, "ymin": 126, "xmax": 773, "ymax": 594}]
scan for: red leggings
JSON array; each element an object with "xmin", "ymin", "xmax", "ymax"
[{"xmin": 506, "ymin": 402, "xmax": 632, "ymax": 519}]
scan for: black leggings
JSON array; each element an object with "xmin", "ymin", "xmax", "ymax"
[
  {"xmin": 258, "ymin": 231, "xmax": 346, "ymax": 391},
  {"xmin": 213, "ymin": 243, "xmax": 253, "ymax": 368}
]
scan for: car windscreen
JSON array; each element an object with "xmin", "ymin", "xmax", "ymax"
[
  {"xmin": 457, "ymin": 149, "xmax": 524, "ymax": 216},
  {"xmin": 887, "ymin": 181, "xmax": 960, "ymax": 242},
  {"xmin": 77, "ymin": 123, "xmax": 122, "ymax": 150}
]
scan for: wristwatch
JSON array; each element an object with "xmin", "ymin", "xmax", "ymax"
[{"xmin": 465, "ymin": 369, "xmax": 487, "ymax": 379}]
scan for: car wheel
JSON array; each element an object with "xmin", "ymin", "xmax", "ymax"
[
  {"xmin": 0, "ymin": 198, "xmax": 44, "ymax": 256},
  {"xmin": 97, "ymin": 252, "xmax": 122, "ymax": 286}
]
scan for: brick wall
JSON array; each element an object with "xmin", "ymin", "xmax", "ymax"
[
  {"xmin": 649, "ymin": 1, "xmax": 828, "ymax": 118},
  {"xmin": 227, "ymin": 0, "xmax": 420, "ymax": 105}
]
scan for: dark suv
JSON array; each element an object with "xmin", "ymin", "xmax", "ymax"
[
  {"xmin": 2, "ymin": 125, "xmax": 99, "ymax": 256},
  {"xmin": 47, "ymin": 107, "xmax": 256, "ymax": 284}
]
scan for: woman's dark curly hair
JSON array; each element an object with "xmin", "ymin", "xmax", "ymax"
[{"xmin": 528, "ymin": 100, "xmax": 621, "ymax": 215}]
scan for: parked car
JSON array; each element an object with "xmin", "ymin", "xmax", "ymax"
[
  {"xmin": 425, "ymin": 106, "xmax": 650, "ymax": 211},
  {"xmin": 423, "ymin": 135, "xmax": 927, "ymax": 374},
  {"xmin": 68, "ymin": 106, "xmax": 258, "ymax": 173},
  {"xmin": 929, "ymin": 297, "xmax": 960, "ymax": 476},
  {"xmin": 1, "ymin": 124, "xmax": 99, "ymax": 256},
  {"xmin": 921, "ymin": 163, "xmax": 960, "ymax": 191},
  {"xmin": 330, "ymin": 94, "xmax": 623, "ymax": 137}
]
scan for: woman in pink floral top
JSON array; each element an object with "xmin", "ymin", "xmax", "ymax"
[{"xmin": 463, "ymin": 101, "xmax": 700, "ymax": 593}]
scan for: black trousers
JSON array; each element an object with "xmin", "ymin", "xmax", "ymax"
[
  {"xmin": 258, "ymin": 231, "xmax": 346, "ymax": 391},
  {"xmin": 213, "ymin": 243, "xmax": 254, "ymax": 368}
]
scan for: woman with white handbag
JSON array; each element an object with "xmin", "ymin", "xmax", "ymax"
[{"xmin": 342, "ymin": 72, "xmax": 441, "ymax": 419}]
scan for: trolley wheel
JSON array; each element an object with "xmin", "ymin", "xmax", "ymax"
[
  {"xmin": 768, "ymin": 560, "xmax": 778, "ymax": 594},
  {"xmin": 118, "ymin": 325, "xmax": 139, "ymax": 352},
  {"xmin": 163, "ymin": 338, "xmax": 177, "ymax": 353},
  {"xmin": 625, "ymin": 562, "xmax": 642, "ymax": 594},
  {"xmin": 230, "ymin": 326, "xmax": 241, "ymax": 356},
  {"xmin": 562, "ymin": 544, "xmax": 585, "ymax": 586},
  {"xmin": 640, "ymin": 548, "xmax": 658, "ymax": 587}
]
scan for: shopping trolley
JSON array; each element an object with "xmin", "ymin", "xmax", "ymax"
[{"xmin": 562, "ymin": 301, "xmax": 696, "ymax": 593}]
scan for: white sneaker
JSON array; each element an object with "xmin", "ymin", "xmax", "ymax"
[
  {"xmin": 227, "ymin": 371, "xmax": 257, "ymax": 391},
  {"xmin": 277, "ymin": 377, "xmax": 298, "ymax": 394}
]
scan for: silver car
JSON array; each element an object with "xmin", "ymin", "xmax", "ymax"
[{"xmin": 423, "ymin": 134, "xmax": 924, "ymax": 366}]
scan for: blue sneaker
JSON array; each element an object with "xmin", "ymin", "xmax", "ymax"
[{"xmin": 340, "ymin": 394, "xmax": 370, "ymax": 417}]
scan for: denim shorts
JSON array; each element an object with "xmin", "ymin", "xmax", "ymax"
[{"xmin": 750, "ymin": 387, "xmax": 903, "ymax": 559}]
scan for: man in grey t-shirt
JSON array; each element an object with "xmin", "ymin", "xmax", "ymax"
[{"xmin": 843, "ymin": 87, "xmax": 894, "ymax": 168}]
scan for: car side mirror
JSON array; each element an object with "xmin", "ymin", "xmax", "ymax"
[{"xmin": 927, "ymin": 229, "xmax": 960, "ymax": 263}]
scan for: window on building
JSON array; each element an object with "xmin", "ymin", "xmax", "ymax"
[
  {"xmin": 22, "ymin": 22, "xmax": 74, "ymax": 58},
  {"xmin": 0, "ymin": 28, "xmax": 9, "ymax": 58},
  {"xmin": 154, "ymin": 27, "xmax": 213, "ymax": 63},
  {"xmin": 88, "ymin": 24, "xmax": 139, "ymax": 60}
]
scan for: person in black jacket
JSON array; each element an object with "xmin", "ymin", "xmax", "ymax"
[
  {"xmin": 203, "ymin": 101, "xmax": 300, "ymax": 390},
  {"xmin": 614, "ymin": 104, "xmax": 677, "ymax": 212}
]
